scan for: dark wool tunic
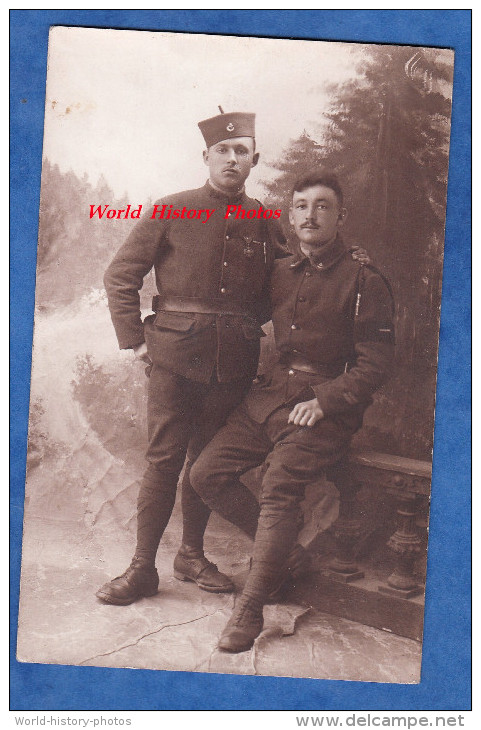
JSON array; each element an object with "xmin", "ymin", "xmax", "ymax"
[
  {"xmin": 104, "ymin": 182, "xmax": 289, "ymax": 383},
  {"xmin": 244, "ymin": 235, "xmax": 395, "ymax": 423}
]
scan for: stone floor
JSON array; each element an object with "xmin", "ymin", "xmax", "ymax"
[{"xmin": 16, "ymin": 510, "xmax": 422, "ymax": 684}]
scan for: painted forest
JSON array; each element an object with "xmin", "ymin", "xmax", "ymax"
[
  {"xmin": 259, "ymin": 44, "xmax": 453, "ymax": 459},
  {"xmin": 35, "ymin": 44, "xmax": 453, "ymax": 461}
]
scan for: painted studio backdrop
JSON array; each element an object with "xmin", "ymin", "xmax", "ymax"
[{"xmin": 17, "ymin": 28, "xmax": 454, "ymax": 681}]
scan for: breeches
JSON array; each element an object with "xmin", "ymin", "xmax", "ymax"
[
  {"xmin": 135, "ymin": 364, "xmax": 250, "ymax": 560},
  {"xmin": 193, "ymin": 403, "xmax": 357, "ymax": 515},
  {"xmin": 143, "ymin": 365, "xmax": 251, "ymax": 489},
  {"xmin": 191, "ymin": 403, "xmax": 359, "ymax": 597}
]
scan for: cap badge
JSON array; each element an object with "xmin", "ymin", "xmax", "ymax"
[{"xmin": 226, "ymin": 122, "xmax": 235, "ymax": 132}]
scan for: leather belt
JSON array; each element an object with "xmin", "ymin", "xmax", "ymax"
[
  {"xmin": 280, "ymin": 352, "xmax": 346, "ymax": 377},
  {"xmin": 152, "ymin": 295, "xmax": 255, "ymax": 318}
]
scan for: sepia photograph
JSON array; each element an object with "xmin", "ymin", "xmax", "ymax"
[
  {"xmin": 15, "ymin": 25, "xmax": 455, "ymax": 683},
  {"xmin": 10, "ymin": 10, "xmax": 470, "ymax": 713}
]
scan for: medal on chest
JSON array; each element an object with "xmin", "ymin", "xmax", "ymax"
[{"xmin": 243, "ymin": 235, "xmax": 254, "ymax": 258}]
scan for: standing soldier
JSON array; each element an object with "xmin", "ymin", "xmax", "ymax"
[{"xmin": 96, "ymin": 111, "xmax": 291, "ymax": 605}]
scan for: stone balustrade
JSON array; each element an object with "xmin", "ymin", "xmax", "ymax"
[{"xmin": 293, "ymin": 450, "xmax": 431, "ymax": 642}]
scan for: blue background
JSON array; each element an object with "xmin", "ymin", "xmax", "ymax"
[{"xmin": 10, "ymin": 10, "xmax": 471, "ymax": 711}]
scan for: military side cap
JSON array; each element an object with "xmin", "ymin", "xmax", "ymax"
[{"xmin": 198, "ymin": 112, "xmax": 255, "ymax": 147}]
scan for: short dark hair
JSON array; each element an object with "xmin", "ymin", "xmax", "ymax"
[{"xmin": 292, "ymin": 169, "xmax": 343, "ymax": 207}]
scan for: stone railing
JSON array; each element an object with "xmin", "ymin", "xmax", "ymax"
[{"xmin": 295, "ymin": 450, "xmax": 432, "ymax": 642}]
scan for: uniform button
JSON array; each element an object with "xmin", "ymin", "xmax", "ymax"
[
  {"xmin": 220, "ymin": 287, "xmax": 227, "ymax": 294},
  {"xmin": 305, "ymin": 271, "xmax": 312, "ymax": 277},
  {"xmin": 288, "ymin": 369, "xmax": 295, "ymax": 375},
  {"xmin": 223, "ymin": 261, "xmax": 228, "ymax": 267},
  {"xmin": 291, "ymin": 324, "xmax": 298, "ymax": 330},
  {"xmin": 298, "ymin": 296, "xmax": 306, "ymax": 302}
]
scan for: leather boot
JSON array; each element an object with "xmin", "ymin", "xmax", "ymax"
[
  {"xmin": 218, "ymin": 595, "xmax": 264, "ymax": 653},
  {"xmin": 95, "ymin": 557, "xmax": 159, "ymax": 605},
  {"xmin": 173, "ymin": 544, "xmax": 235, "ymax": 593}
]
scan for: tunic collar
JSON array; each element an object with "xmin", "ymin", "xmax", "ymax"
[
  {"xmin": 205, "ymin": 180, "xmax": 246, "ymax": 204},
  {"xmin": 289, "ymin": 234, "xmax": 347, "ymax": 272}
]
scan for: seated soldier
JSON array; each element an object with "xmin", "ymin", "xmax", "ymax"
[{"xmin": 190, "ymin": 169, "xmax": 395, "ymax": 652}]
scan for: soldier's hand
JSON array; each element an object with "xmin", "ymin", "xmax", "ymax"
[
  {"xmin": 349, "ymin": 245, "xmax": 371, "ymax": 266},
  {"xmin": 288, "ymin": 398, "xmax": 324, "ymax": 427},
  {"xmin": 133, "ymin": 342, "xmax": 152, "ymax": 365}
]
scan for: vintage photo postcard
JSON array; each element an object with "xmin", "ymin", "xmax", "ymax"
[{"xmin": 16, "ymin": 26, "xmax": 454, "ymax": 684}]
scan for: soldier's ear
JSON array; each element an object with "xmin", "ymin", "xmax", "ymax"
[
  {"xmin": 338, "ymin": 207, "xmax": 348, "ymax": 227},
  {"xmin": 288, "ymin": 207, "xmax": 294, "ymax": 227},
  {"xmin": 203, "ymin": 149, "xmax": 209, "ymax": 166},
  {"xmin": 252, "ymin": 152, "xmax": 260, "ymax": 168}
]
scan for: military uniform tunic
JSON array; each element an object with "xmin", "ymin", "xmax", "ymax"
[
  {"xmin": 104, "ymin": 181, "xmax": 289, "ymax": 383},
  {"xmin": 244, "ymin": 234, "xmax": 395, "ymax": 423}
]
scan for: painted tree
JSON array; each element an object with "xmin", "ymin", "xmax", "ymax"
[
  {"xmin": 261, "ymin": 45, "xmax": 453, "ymax": 458},
  {"xmin": 36, "ymin": 161, "xmax": 141, "ymax": 307}
]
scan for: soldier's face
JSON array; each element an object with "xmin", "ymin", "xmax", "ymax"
[
  {"xmin": 203, "ymin": 137, "xmax": 259, "ymax": 192},
  {"xmin": 289, "ymin": 185, "xmax": 346, "ymax": 247}
]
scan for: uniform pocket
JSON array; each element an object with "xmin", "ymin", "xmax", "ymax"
[
  {"xmin": 241, "ymin": 321, "xmax": 267, "ymax": 340},
  {"xmin": 153, "ymin": 311, "xmax": 196, "ymax": 332}
]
